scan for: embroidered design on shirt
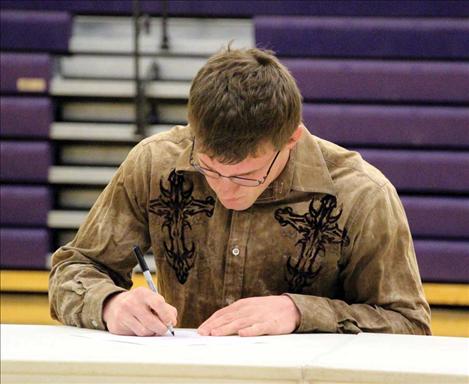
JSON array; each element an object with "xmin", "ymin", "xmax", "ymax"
[
  {"xmin": 275, "ymin": 195, "xmax": 349, "ymax": 293},
  {"xmin": 149, "ymin": 170, "xmax": 215, "ymax": 284}
]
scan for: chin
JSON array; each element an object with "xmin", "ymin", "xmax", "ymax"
[{"xmin": 221, "ymin": 198, "xmax": 253, "ymax": 211}]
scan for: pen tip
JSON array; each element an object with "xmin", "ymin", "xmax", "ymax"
[{"xmin": 171, "ymin": 330, "xmax": 175, "ymax": 336}]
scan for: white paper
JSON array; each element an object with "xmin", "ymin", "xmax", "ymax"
[{"xmin": 69, "ymin": 328, "xmax": 270, "ymax": 347}]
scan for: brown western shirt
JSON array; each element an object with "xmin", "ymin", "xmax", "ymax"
[{"xmin": 49, "ymin": 125, "xmax": 431, "ymax": 334}]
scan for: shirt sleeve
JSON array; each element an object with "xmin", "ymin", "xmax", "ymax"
[
  {"xmin": 49, "ymin": 142, "xmax": 152, "ymax": 330},
  {"xmin": 285, "ymin": 182, "xmax": 432, "ymax": 335}
]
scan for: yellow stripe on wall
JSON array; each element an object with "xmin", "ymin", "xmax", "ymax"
[
  {"xmin": 423, "ymin": 283, "xmax": 469, "ymax": 306},
  {"xmin": 2, "ymin": 270, "xmax": 468, "ymax": 306},
  {"xmin": 431, "ymin": 309, "xmax": 469, "ymax": 337},
  {"xmin": 0, "ymin": 294, "xmax": 60, "ymax": 325},
  {"xmin": 1, "ymin": 270, "xmax": 50, "ymax": 292}
]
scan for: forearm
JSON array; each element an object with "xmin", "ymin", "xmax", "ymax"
[{"xmin": 286, "ymin": 293, "xmax": 431, "ymax": 335}]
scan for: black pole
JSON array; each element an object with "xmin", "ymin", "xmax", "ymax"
[
  {"xmin": 133, "ymin": 0, "xmax": 145, "ymax": 137},
  {"xmin": 161, "ymin": 0, "xmax": 169, "ymax": 50}
]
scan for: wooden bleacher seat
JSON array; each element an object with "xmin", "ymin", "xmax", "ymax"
[
  {"xmin": 255, "ymin": 16, "xmax": 469, "ymax": 59},
  {"xmin": 0, "ymin": 230, "xmax": 50, "ymax": 269},
  {"xmin": 359, "ymin": 150, "xmax": 469, "ymax": 192},
  {"xmin": 283, "ymin": 59, "xmax": 469, "ymax": 103},
  {"xmin": 0, "ymin": 10, "xmax": 71, "ymax": 53},
  {"xmin": 48, "ymin": 166, "xmax": 116, "ymax": 185},
  {"xmin": 402, "ymin": 197, "xmax": 469, "ymax": 239},
  {"xmin": 50, "ymin": 77, "xmax": 191, "ymax": 99},
  {"xmin": 303, "ymin": 105, "xmax": 469, "ymax": 148},
  {"xmin": 60, "ymin": 55, "xmax": 206, "ymax": 80},
  {"xmin": 61, "ymin": 100, "xmax": 186, "ymax": 122},
  {"xmin": 0, "ymin": 141, "xmax": 51, "ymax": 182},
  {"xmin": 0, "ymin": 97, "xmax": 52, "ymax": 138},
  {"xmin": 50, "ymin": 123, "xmax": 172, "ymax": 141},
  {"xmin": 415, "ymin": 240, "xmax": 469, "ymax": 284},
  {"xmin": 0, "ymin": 53, "xmax": 52, "ymax": 94},
  {"xmin": 1, "ymin": 0, "xmax": 468, "ymax": 17},
  {"xmin": 0, "ymin": 186, "xmax": 51, "ymax": 226}
]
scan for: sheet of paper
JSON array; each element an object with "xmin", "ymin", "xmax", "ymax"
[{"xmin": 69, "ymin": 328, "xmax": 270, "ymax": 347}]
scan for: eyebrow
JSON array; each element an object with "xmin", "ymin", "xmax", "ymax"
[{"xmin": 198, "ymin": 157, "xmax": 265, "ymax": 177}]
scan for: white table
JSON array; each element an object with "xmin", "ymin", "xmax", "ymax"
[{"xmin": 1, "ymin": 324, "xmax": 468, "ymax": 383}]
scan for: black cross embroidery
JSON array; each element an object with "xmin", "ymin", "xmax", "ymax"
[
  {"xmin": 275, "ymin": 195, "xmax": 349, "ymax": 293},
  {"xmin": 149, "ymin": 170, "xmax": 215, "ymax": 284}
]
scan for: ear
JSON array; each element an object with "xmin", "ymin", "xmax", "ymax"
[{"xmin": 285, "ymin": 124, "xmax": 304, "ymax": 150}]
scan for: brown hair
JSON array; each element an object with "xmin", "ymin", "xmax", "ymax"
[{"xmin": 188, "ymin": 46, "xmax": 302, "ymax": 164}]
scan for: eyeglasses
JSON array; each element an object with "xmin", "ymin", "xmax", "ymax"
[{"xmin": 189, "ymin": 139, "xmax": 280, "ymax": 187}]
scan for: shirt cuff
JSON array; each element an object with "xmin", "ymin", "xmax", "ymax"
[
  {"xmin": 82, "ymin": 282, "xmax": 126, "ymax": 330},
  {"xmin": 283, "ymin": 293, "xmax": 338, "ymax": 333}
]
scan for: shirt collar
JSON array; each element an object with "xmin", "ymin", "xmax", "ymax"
[
  {"xmin": 256, "ymin": 126, "xmax": 337, "ymax": 202},
  {"xmin": 290, "ymin": 125, "xmax": 337, "ymax": 196},
  {"xmin": 174, "ymin": 137, "xmax": 196, "ymax": 174}
]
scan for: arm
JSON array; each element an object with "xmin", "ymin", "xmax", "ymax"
[
  {"xmin": 286, "ymin": 182, "xmax": 431, "ymax": 335},
  {"xmin": 49, "ymin": 143, "xmax": 154, "ymax": 330}
]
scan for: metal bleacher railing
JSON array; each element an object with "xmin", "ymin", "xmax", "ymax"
[{"xmin": 0, "ymin": 0, "xmax": 468, "ymax": 337}]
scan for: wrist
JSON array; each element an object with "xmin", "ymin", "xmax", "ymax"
[
  {"xmin": 282, "ymin": 294, "xmax": 301, "ymax": 331},
  {"xmin": 102, "ymin": 291, "xmax": 123, "ymax": 325}
]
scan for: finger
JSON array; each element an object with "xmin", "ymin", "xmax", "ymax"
[
  {"xmin": 124, "ymin": 315, "xmax": 156, "ymax": 337},
  {"xmin": 198, "ymin": 309, "xmax": 225, "ymax": 329},
  {"xmin": 198, "ymin": 311, "xmax": 239, "ymax": 335},
  {"xmin": 144, "ymin": 292, "xmax": 177, "ymax": 328},
  {"xmin": 132, "ymin": 303, "xmax": 168, "ymax": 335},
  {"xmin": 201, "ymin": 299, "xmax": 244, "ymax": 325},
  {"xmin": 211, "ymin": 317, "xmax": 253, "ymax": 336},
  {"xmin": 198, "ymin": 301, "xmax": 245, "ymax": 331},
  {"xmin": 169, "ymin": 306, "xmax": 178, "ymax": 327},
  {"xmin": 238, "ymin": 322, "xmax": 270, "ymax": 337},
  {"xmin": 198, "ymin": 314, "xmax": 218, "ymax": 332},
  {"xmin": 107, "ymin": 315, "xmax": 136, "ymax": 336}
]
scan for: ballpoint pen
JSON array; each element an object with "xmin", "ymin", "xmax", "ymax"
[{"xmin": 133, "ymin": 245, "xmax": 175, "ymax": 336}]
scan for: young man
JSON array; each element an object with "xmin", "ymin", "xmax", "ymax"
[{"xmin": 49, "ymin": 47, "xmax": 431, "ymax": 337}]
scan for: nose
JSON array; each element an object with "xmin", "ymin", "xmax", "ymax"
[{"xmin": 212, "ymin": 177, "xmax": 239, "ymax": 197}]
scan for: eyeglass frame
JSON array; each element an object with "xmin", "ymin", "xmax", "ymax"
[{"xmin": 189, "ymin": 139, "xmax": 280, "ymax": 187}]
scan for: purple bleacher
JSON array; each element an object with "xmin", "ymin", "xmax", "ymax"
[
  {"xmin": 415, "ymin": 240, "xmax": 469, "ymax": 283},
  {"xmin": 358, "ymin": 150, "xmax": 469, "ymax": 193},
  {"xmin": 0, "ymin": 10, "xmax": 72, "ymax": 53},
  {"xmin": 0, "ymin": 228, "xmax": 50, "ymax": 268},
  {"xmin": 255, "ymin": 17, "xmax": 469, "ymax": 59},
  {"xmin": 306, "ymin": 105, "xmax": 469, "ymax": 148},
  {"xmin": 282, "ymin": 59, "xmax": 469, "ymax": 103},
  {"xmin": 0, "ymin": 141, "xmax": 51, "ymax": 182},
  {"xmin": 0, "ymin": 186, "xmax": 51, "ymax": 226},
  {"xmin": 0, "ymin": 53, "xmax": 51, "ymax": 94},
  {"xmin": 1, "ymin": 0, "xmax": 468, "ymax": 17},
  {"xmin": 0, "ymin": 97, "xmax": 52, "ymax": 138},
  {"xmin": 402, "ymin": 197, "xmax": 469, "ymax": 239}
]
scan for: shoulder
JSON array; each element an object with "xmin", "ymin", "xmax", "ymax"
[
  {"xmin": 126, "ymin": 125, "xmax": 192, "ymax": 163},
  {"xmin": 141, "ymin": 125, "xmax": 192, "ymax": 147},
  {"xmin": 315, "ymin": 136, "xmax": 389, "ymax": 192},
  {"xmin": 139, "ymin": 125, "xmax": 192, "ymax": 154},
  {"xmin": 311, "ymin": 135, "xmax": 402, "ymax": 227}
]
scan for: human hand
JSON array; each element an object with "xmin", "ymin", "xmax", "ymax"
[
  {"xmin": 197, "ymin": 295, "xmax": 300, "ymax": 337},
  {"xmin": 102, "ymin": 287, "xmax": 177, "ymax": 336}
]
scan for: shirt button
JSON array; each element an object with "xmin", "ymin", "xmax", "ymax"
[
  {"xmin": 91, "ymin": 320, "xmax": 98, "ymax": 328},
  {"xmin": 232, "ymin": 247, "xmax": 240, "ymax": 256}
]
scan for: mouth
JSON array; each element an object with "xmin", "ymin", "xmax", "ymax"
[{"xmin": 223, "ymin": 196, "xmax": 242, "ymax": 202}]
